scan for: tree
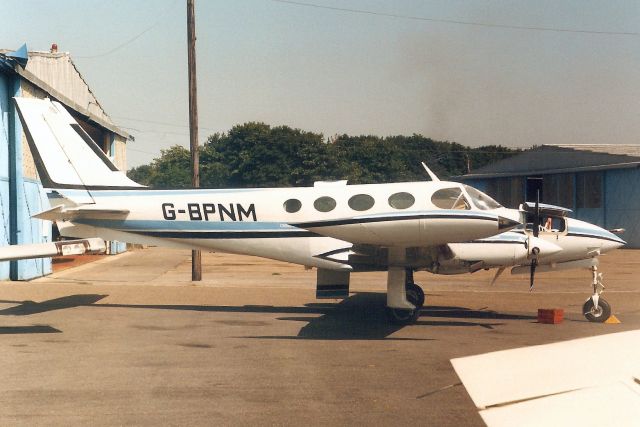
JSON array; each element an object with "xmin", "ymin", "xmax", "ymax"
[
  {"xmin": 127, "ymin": 145, "xmax": 191, "ymax": 189},
  {"xmin": 127, "ymin": 123, "xmax": 522, "ymax": 188}
]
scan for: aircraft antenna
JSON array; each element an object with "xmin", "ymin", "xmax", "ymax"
[{"xmin": 421, "ymin": 162, "xmax": 440, "ymax": 181}]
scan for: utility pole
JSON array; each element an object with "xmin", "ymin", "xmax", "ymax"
[{"xmin": 187, "ymin": 0, "xmax": 201, "ymax": 281}]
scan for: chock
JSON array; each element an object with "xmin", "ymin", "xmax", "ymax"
[
  {"xmin": 538, "ymin": 308, "xmax": 564, "ymax": 324},
  {"xmin": 605, "ymin": 315, "xmax": 621, "ymax": 324}
]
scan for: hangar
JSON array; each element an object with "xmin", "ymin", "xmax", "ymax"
[
  {"xmin": 0, "ymin": 44, "xmax": 131, "ymax": 280},
  {"xmin": 460, "ymin": 144, "xmax": 640, "ymax": 248}
]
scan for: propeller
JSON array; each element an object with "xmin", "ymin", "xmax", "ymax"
[
  {"xmin": 529, "ymin": 191, "xmax": 541, "ymax": 291},
  {"xmin": 529, "ymin": 248, "xmax": 539, "ymax": 291}
]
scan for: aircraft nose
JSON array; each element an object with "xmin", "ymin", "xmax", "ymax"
[
  {"xmin": 498, "ymin": 216, "xmax": 520, "ymax": 231},
  {"xmin": 529, "ymin": 237, "xmax": 562, "ymax": 258},
  {"xmin": 603, "ymin": 229, "xmax": 626, "ymax": 249}
]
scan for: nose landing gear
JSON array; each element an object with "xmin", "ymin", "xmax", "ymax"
[{"xmin": 583, "ymin": 265, "xmax": 611, "ymax": 323}]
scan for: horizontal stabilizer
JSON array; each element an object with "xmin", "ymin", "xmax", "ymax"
[
  {"xmin": 33, "ymin": 205, "xmax": 130, "ymax": 221},
  {"xmin": 0, "ymin": 238, "xmax": 106, "ymax": 262}
]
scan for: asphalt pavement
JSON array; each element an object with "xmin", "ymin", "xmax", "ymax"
[{"xmin": 1, "ymin": 247, "xmax": 639, "ymax": 426}]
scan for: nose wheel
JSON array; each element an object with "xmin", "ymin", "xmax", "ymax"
[
  {"xmin": 584, "ymin": 265, "xmax": 611, "ymax": 323},
  {"xmin": 583, "ymin": 298, "xmax": 611, "ymax": 323}
]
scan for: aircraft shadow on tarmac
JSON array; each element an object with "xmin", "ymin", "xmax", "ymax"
[
  {"xmin": 0, "ymin": 325, "xmax": 61, "ymax": 335},
  {"xmin": 0, "ymin": 293, "xmax": 535, "ymax": 340},
  {"xmin": 0, "ymin": 295, "xmax": 106, "ymax": 335},
  {"xmin": 0, "ymin": 294, "xmax": 108, "ymax": 316}
]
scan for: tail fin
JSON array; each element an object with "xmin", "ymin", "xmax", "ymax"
[{"xmin": 14, "ymin": 97, "xmax": 142, "ymax": 203}]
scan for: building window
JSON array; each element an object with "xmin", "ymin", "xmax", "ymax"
[
  {"xmin": 314, "ymin": 196, "xmax": 337, "ymax": 212},
  {"xmin": 348, "ymin": 194, "xmax": 375, "ymax": 211},
  {"xmin": 576, "ymin": 172, "xmax": 602, "ymax": 208},
  {"xmin": 388, "ymin": 192, "xmax": 415, "ymax": 209},
  {"xmin": 283, "ymin": 199, "xmax": 302, "ymax": 213}
]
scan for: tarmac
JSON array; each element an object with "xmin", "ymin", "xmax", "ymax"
[{"xmin": 1, "ymin": 247, "xmax": 639, "ymax": 426}]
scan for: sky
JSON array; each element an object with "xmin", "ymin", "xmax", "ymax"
[{"xmin": 1, "ymin": 0, "xmax": 639, "ymax": 168}]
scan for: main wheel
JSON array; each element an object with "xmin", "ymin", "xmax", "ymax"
[
  {"xmin": 386, "ymin": 306, "xmax": 420, "ymax": 325},
  {"xmin": 386, "ymin": 285, "xmax": 422, "ymax": 325},
  {"xmin": 583, "ymin": 298, "xmax": 611, "ymax": 323},
  {"xmin": 406, "ymin": 283, "xmax": 425, "ymax": 308}
]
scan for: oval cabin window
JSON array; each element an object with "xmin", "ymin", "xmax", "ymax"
[
  {"xmin": 388, "ymin": 192, "xmax": 415, "ymax": 210},
  {"xmin": 348, "ymin": 194, "xmax": 375, "ymax": 211},
  {"xmin": 283, "ymin": 199, "xmax": 302, "ymax": 213},
  {"xmin": 314, "ymin": 196, "xmax": 337, "ymax": 212}
]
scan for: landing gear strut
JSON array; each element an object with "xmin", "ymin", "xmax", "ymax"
[
  {"xmin": 385, "ymin": 261, "xmax": 425, "ymax": 325},
  {"xmin": 583, "ymin": 265, "xmax": 611, "ymax": 323}
]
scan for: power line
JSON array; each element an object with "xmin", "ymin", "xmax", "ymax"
[
  {"xmin": 76, "ymin": 0, "xmax": 181, "ymax": 59},
  {"xmin": 272, "ymin": 0, "xmax": 640, "ymax": 37},
  {"xmin": 119, "ymin": 125, "xmax": 189, "ymax": 137},
  {"xmin": 113, "ymin": 115, "xmax": 220, "ymax": 132},
  {"xmin": 126, "ymin": 147, "xmax": 160, "ymax": 155}
]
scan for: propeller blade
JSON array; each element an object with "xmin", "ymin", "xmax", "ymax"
[
  {"xmin": 532, "ymin": 190, "xmax": 541, "ymax": 238},
  {"xmin": 529, "ymin": 258, "xmax": 537, "ymax": 291},
  {"xmin": 490, "ymin": 267, "xmax": 506, "ymax": 286}
]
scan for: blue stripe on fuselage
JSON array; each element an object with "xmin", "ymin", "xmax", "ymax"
[{"xmin": 72, "ymin": 218, "xmax": 299, "ymax": 232}]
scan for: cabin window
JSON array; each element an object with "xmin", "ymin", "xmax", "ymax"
[
  {"xmin": 283, "ymin": 199, "xmax": 302, "ymax": 213},
  {"xmin": 525, "ymin": 215, "xmax": 567, "ymax": 234},
  {"xmin": 388, "ymin": 192, "xmax": 415, "ymax": 210},
  {"xmin": 431, "ymin": 188, "xmax": 470, "ymax": 210},
  {"xmin": 314, "ymin": 196, "xmax": 337, "ymax": 212},
  {"xmin": 348, "ymin": 194, "xmax": 375, "ymax": 211}
]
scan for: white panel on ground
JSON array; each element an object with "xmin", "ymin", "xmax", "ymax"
[
  {"xmin": 451, "ymin": 330, "xmax": 640, "ymax": 413},
  {"xmin": 479, "ymin": 382, "xmax": 640, "ymax": 427}
]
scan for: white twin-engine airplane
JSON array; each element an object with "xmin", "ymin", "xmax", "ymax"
[{"xmin": 0, "ymin": 97, "xmax": 626, "ymax": 324}]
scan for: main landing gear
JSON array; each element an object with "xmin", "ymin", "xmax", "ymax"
[
  {"xmin": 385, "ymin": 263, "xmax": 425, "ymax": 325},
  {"xmin": 583, "ymin": 265, "xmax": 611, "ymax": 323}
]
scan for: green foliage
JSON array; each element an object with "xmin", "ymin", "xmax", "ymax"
[
  {"xmin": 127, "ymin": 123, "xmax": 521, "ymax": 188},
  {"xmin": 127, "ymin": 145, "xmax": 191, "ymax": 188}
]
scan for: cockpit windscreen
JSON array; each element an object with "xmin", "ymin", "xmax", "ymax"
[{"xmin": 463, "ymin": 185, "xmax": 502, "ymax": 210}]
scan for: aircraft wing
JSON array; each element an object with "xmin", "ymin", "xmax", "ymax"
[
  {"xmin": 0, "ymin": 238, "xmax": 106, "ymax": 261},
  {"xmin": 451, "ymin": 330, "xmax": 640, "ymax": 426}
]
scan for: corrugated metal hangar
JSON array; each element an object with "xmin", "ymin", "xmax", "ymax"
[
  {"xmin": 461, "ymin": 144, "xmax": 640, "ymax": 248},
  {"xmin": 0, "ymin": 44, "xmax": 131, "ymax": 280}
]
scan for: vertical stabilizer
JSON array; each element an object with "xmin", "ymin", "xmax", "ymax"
[{"xmin": 13, "ymin": 97, "xmax": 142, "ymax": 203}]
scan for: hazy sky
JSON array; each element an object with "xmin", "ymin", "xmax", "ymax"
[{"xmin": 1, "ymin": 1, "xmax": 639, "ymax": 168}]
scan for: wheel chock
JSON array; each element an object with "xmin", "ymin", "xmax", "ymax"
[
  {"xmin": 537, "ymin": 308, "xmax": 564, "ymax": 324},
  {"xmin": 605, "ymin": 315, "xmax": 621, "ymax": 324}
]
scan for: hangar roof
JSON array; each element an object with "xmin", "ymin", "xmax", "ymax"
[
  {"xmin": 461, "ymin": 144, "xmax": 640, "ymax": 179},
  {"xmin": 0, "ymin": 49, "xmax": 130, "ymax": 140}
]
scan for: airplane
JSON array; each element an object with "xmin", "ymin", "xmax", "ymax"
[{"xmin": 0, "ymin": 97, "xmax": 625, "ymax": 325}]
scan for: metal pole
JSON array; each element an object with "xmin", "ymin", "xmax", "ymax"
[{"xmin": 187, "ymin": 0, "xmax": 201, "ymax": 281}]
